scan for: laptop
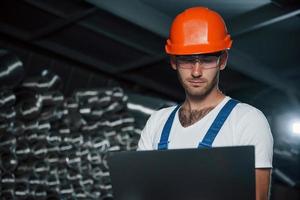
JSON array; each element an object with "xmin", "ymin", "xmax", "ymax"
[{"xmin": 108, "ymin": 146, "xmax": 255, "ymax": 200}]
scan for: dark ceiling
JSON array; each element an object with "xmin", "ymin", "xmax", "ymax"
[
  {"xmin": 1, "ymin": 0, "xmax": 300, "ymax": 188},
  {"xmin": 1, "ymin": 0, "xmax": 299, "ymax": 105}
]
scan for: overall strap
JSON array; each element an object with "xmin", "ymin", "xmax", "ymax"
[
  {"xmin": 198, "ymin": 99, "xmax": 239, "ymax": 148},
  {"xmin": 157, "ymin": 105, "xmax": 181, "ymax": 150}
]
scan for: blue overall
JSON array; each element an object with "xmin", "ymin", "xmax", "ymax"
[{"xmin": 157, "ymin": 99, "xmax": 239, "ymax": 150}]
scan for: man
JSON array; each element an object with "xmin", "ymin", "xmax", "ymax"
[{"xmin": 137, "ymin": 7, "xmax": 273, "ymax": 200}]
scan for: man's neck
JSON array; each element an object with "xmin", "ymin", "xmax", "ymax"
[
  {"xmin": 178, "ymin": 90, "xmax": 225, "ymax": 128},
  {"xmin": 183, "ymin": 90, "xmax": 225, "ymax": 111}
]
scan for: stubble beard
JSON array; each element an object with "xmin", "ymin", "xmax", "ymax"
[{"xmin": 178, "ymin": 70, "xmax": 220, "ymax": 101}]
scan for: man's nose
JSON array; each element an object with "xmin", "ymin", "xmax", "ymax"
[{"xmin": 191, "ymin": 62, "xmax": 203, "ymax": 77}]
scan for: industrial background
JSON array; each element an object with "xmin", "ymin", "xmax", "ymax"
[{"xmin": 0, "ymin": 0, "xmax": 300, "ymax": 199}]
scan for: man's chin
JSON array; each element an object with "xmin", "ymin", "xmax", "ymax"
[{"xmin": 185, "ymin": 89, "xmax": 208, "ymax": 99}]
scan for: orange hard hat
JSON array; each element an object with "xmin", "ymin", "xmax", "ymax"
[{"xmin": 165, "ymin": 7, "xmax": 232, "ymax": 55}]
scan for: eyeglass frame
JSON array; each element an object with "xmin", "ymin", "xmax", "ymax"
[{"xmin": 173, "ymin": 51, "xmax": 225, "ymax": 69}]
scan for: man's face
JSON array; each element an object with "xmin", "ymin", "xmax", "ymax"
[{"xmin": 171, "ymin": 52, "xmax": 227, "ymax": 99}]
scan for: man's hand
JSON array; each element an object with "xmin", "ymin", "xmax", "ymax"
[{"xmin": 256, "ymin": 169, "xmax": 271, "ymax": 200}]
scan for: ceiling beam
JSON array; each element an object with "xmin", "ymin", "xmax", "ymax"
[
  {"xmin": 86, "ymin": 0, "xmax": 171, "ymax": 37},
  {"xmin": 23, "ymin": 0, "xmax": 69, "ymax": 17},
  {"xmin": 2, "ymin": 0, "xmax": 176, "ymax": 98},
  {"xmin": 24, "ymin": 0, "xmax": 160, "ymax": 55},
  {"xmin": 117, "ymin": 54, "xmax": 167, "ymax": 73},
  {"xmin": 79, "ymin": 22, "xmax": 158, "ymax": 55},
  {"xmin": 85, "ymin": 0, "xmax": 172, "ymax": 72},
  {"xmin": 228, "ymin": 48, "xmax": 299, "ymax": 104},
  {"xmin": 29, "ymin": 8, "xmax": 97, "ymax": 40},
  {"xmin": 0, "ymin": 23, "xmax": 30, "ymax": 40},
  {"xmin": 228, "ymin": 3, "xmax": 300, "ymax": 37},
  {"xmin": 35, "ymin": 40, "xmax": 117, "ymax": 74}
]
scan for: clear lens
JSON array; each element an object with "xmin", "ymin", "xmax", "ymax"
[{"xmin": 176, "ymin": 54, "xmax": 221, "ymax": 69}]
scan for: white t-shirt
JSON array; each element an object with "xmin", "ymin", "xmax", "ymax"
[{"xmin": 138, "ymin": 96, "xmax": 273, "ymax": 168}]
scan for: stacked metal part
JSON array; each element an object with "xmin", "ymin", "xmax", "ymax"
[
  {"xmin": 0, "ymin": 50, "xmax": 25, "ymax": 200},
  {"xmin": 0, "ymin": 50, "xmax": 141, "ymax": 200}
]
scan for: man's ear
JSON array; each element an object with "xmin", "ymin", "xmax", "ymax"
[
  {"xmin": 219, "ymin": 51, "xmax": 228, "ymax": 70},
  {"xmin": 170, "ymin": 56, "xmax": 177, "ymax": 70}
]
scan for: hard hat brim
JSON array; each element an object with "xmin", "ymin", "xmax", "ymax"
[{"xmin": 165, "ymin": 36, "xmax": 232, "ymax": 55}]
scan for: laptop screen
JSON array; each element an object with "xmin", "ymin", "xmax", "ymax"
[{"xmin": 108, "ymin": 146, "xmax": 255, "ymax": 200}]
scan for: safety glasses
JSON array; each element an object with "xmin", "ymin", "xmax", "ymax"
[{"xmin": 175, "ymin": 52, "xmax": 223, "ymax": 69}]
